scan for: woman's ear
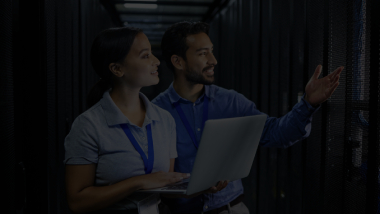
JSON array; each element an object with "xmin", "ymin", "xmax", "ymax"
[
  {"xmin": 108, "ymin": 63, "xmax": 124, "ymax": 77},
  {"xmin": 171, "ymin": 55, "xmax": 184, "ymax": 71}
]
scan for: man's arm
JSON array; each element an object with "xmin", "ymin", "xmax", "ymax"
[
  {"xmin": 258, "ymin": 94, "xmax": 319, "ymax": 148},
  {"xmin": 236, "ymin": 65, "xmax": 343, "ymax": 148}
]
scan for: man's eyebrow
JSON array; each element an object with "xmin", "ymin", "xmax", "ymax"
[
  {"xmin": 139, "ymin": 48, "xmax": 149, "ymax": 55},
  {"xmin": 196, "ymin": 47, "xmax": 213, "ymax": 52}
]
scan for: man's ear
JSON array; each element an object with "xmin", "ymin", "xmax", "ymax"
[
  {"xmin": 171, "ymin": 55, "xmax": 184, "ymax": 71},
  {"xmin": 108, "ymin": 62, "xmax": 124, "ymax": 77}
]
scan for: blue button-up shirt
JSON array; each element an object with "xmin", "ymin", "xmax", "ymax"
[{"xmin": 152, "ymin": 83, "xmax": 319, "ymax": 213}]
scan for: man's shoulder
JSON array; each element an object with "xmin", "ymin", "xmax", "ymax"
[
  {"xmin": 150, "ymin": 84, "xmax": 240, "ymax": 105},
  {"xmin": 209, "ymin": 84, "xmax": 239, "ymax": 99},
  {"xmin": 149, "ymin": 102, "xmax": 175, "ymax": 123},
  {"xmin": 151, "ymin": 89, "xmax": 171, "ymax": 108}
]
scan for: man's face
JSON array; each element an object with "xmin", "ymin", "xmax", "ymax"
[{"xmin": 182, "ymin": 32, "xmax": 217, "ymax": 85}]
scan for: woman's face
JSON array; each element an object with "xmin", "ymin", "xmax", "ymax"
[{"xmin": 119, "ymin": 32, "xmax": 160, "ymax": 88}]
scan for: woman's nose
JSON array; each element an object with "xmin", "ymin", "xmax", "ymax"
[{"xmin": 153, "ymin": 55, "xmax": 160, "ymax": 66}]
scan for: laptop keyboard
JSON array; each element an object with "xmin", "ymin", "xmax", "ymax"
[
  {"xmin": 177, "ymin": 177, "xmax": 190, "ymax": 183},
  {"xmin": 162, "ymin": 182, "xmax": 189, "ymax": 190}
]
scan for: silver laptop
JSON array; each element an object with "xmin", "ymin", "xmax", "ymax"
[{"xmin": 137, "ymin": 114, "xmax": 267, "ymax": 195}]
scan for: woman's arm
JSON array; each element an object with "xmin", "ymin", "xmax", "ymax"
[
  {"xmin": 65, "ymin": 164, "xmax": 188, "ymax": 213},
  {"xmin": 169, "ymin": 158, "xmax": 175, "ymax": 172}
]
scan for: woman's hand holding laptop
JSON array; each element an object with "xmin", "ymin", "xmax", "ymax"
[
  {"xmin": 161, "ymin": 180, "xmax": 229, "ymax": 199},
  {"xmin": 138, "ymin": 171, "xmax": 190, "ymax": 190}
]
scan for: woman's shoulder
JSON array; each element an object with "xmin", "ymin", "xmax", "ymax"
[{"xmin": 71, "ymin": 102, "xmax": 105, "ymax": 129}]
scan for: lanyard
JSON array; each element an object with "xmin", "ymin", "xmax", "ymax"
[
  {"xmin": 120, "ymin": 123, "xmax": 154, "ymax": 174},
  {"xmin": 173, "ymin": 96, "xmax": 209, "ymax": 149}
]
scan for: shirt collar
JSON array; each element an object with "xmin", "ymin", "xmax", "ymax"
[
  {"xmin": 101, "ymin": 89, "xmax": 160, "ymax": 126},
  {"xmin": 167, "ymin": 82, "xmax": 214, "ymax": 105}
]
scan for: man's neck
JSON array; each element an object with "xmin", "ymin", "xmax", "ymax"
[{"xmin": 173, "ymin": 78, "xmax": 205, "ymax": 103}]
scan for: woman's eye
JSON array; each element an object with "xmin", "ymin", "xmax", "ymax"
[{"xmin": 143, "ymin": 55, "xmax": 149, "ymax": 58}]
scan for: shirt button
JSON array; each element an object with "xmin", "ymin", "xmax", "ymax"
[
  {"xmin": 205, "ymin": 205, "xmax": 208, "ymax": 209},
  {"xmin": 197, "ymin": 128, "xmax": 200, "ymax": 131},
  {"xmin": 142, "ymin": 136, "xmax": 146, "ymax": 140},
  {"xmin": 193, "ymin": 103, "xmax": 195, "ymax": 106}
]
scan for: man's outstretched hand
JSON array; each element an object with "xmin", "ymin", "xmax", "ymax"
[{"xmin": 304, "ymin": 64, "xmax": 344, "ymax": 107}]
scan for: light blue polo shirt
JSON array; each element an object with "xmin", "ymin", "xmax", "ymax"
[{"xmin": 64, "ymin": 89, "xmax": 177, "ymax": 210}]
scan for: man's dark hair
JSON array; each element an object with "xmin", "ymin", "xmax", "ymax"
[{"xmin": 161, "ymin": 21, "xmax": 210, "ymax": 73}]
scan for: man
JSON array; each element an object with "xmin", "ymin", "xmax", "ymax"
[{"xmin": 152, "ymin": 21, "xmax": 343, "ymax": 214}]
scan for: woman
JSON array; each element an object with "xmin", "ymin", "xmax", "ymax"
[{"xmin": 64, "ymin": 27, "xmax": 188, "ymax": 213}]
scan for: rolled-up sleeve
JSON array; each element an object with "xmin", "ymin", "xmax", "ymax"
[
  {"xmin": 63, "ymin": 115, "xmax": 99, "ymax": 165},
  {"xmin": 234, "ymin": 92, "xmax": 320, "ymax": 148}
]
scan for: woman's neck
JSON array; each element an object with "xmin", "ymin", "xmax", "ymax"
[{"xmin": 110, "ymin": 84, "xmax": 146, "ymax": 127}]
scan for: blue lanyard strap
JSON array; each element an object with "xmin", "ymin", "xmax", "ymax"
[
  {"xmin": 173, "ymin": 96, "xmax": 209, "ymax": 149},
  {"xmin": 202, "ymin": 96, "xmax": 209, "ymax": 131},
  {"xmin": 120, "ymin": 123, "xmax": 154, "ymax": 174}
]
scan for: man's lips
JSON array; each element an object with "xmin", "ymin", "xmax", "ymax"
[{"xmin": 203, "ymin": 67, "xmax": 214, "ymax": 75}]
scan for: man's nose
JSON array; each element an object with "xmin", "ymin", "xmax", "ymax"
[{"xmin": 208, "ymin": 52, "xmax": 218, "ymax": 66}]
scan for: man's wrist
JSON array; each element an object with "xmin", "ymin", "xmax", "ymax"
[{"xmin": 304, "ymin": 94, "xmax": 318, "ymax": 108}]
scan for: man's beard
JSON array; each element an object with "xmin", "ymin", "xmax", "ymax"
[{"xmin": 184, "ymin": 65, "xmax": 214, "ymax": 85}]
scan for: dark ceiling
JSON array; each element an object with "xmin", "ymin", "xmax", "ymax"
[{"xmin": 100, "ymin": 0, "xmax": 230, "ymax": 54}]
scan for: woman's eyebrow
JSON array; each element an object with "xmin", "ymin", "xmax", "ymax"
[{"xmin": 139, "ymin": 48, "xmax": 149, "ymax": 55}]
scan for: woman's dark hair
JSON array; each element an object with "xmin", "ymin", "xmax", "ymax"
[
  {"xmin": 86, "ymin": 27, "xmax": 142, "ymax": 108},
  {"xmin": 161, "ymin": 21, "xmax": 210, "ymax": 73}
]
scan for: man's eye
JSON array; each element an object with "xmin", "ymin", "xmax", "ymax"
[
  {"xmin": 143, "ymin": 55, "xmax": 149, "ymax": 58},
  {"xmin": 200, "ymin": 52, "xmax": 206, "ymax": 55}
]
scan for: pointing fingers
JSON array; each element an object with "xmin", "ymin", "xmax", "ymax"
[
  {"xmin": 329, "ymin": 66, "xmax": 344, "ymax": 79},
  {"xmin": 313, "ymin": 65, "xmax": 323, "ymax": 80}
]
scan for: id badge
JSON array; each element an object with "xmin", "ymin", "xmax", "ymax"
[{"xmin": 126, "ymin": 193, "xmax": 160, "ymax": 214}]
